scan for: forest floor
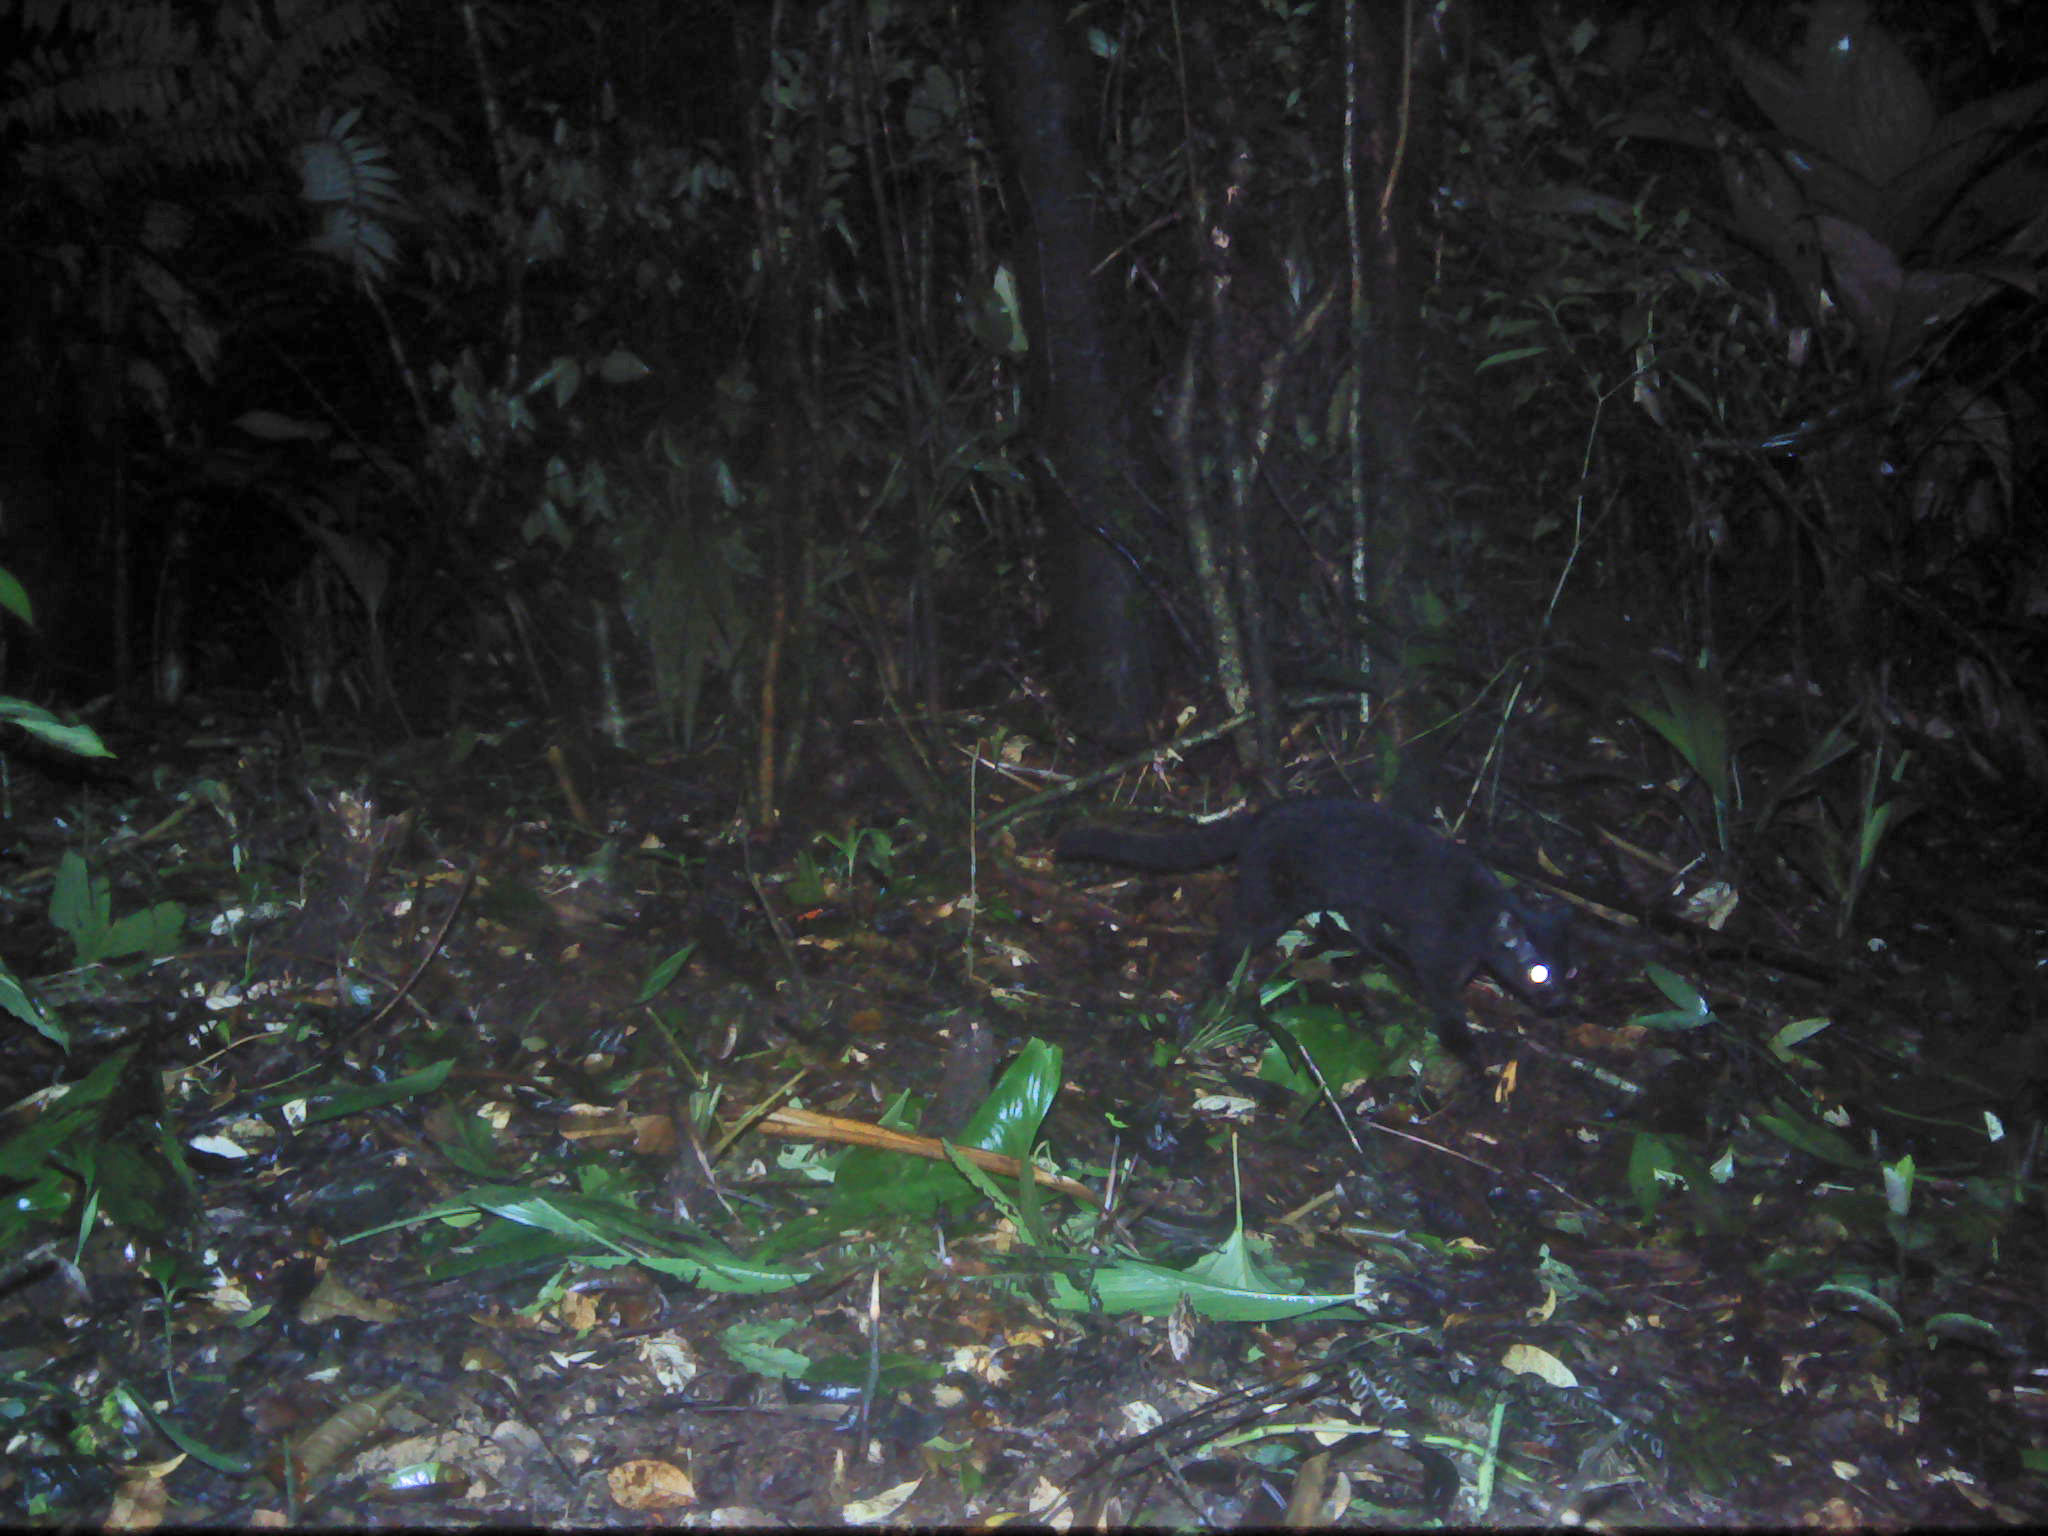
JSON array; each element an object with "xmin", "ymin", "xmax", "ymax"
[{"xmin": 0, "ymin": 694, "xmax": 2042, "ymax": 1527}]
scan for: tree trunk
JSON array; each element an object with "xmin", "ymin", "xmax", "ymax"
[{"xmin": 979, "ymin": 0, "xmax": 1155, "ymax": 743}]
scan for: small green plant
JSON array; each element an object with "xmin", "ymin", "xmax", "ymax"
[
  {"xmin": 141, "ymin": 1250, "xmax": 210, "ymax": 1404},
  {"xmin": 49, "ymin": 852, "xmax": 186, "ymax": 967},
  {"xmin": 1254, "ymin": 995, "xmax": 1419, "ymax": 1099},
  {"xmin": 635, "ymin": 942, "xmax": 697, "ymax": 1004},
  {"xmin": 1037, "ymin": 1137, "xmax": 1363, "ymax": 1321},
  {"xmin": 1744, "ymin": 708, "xmax": 1916, "ymax": 938},
  {"xmin": 0, "ymin": 1048, "xmax": 197, "ymax": 1258},
  {"xmin": 813, "ymin": 824, "xmax": 894, "ymax": 888},
  {"xmin": 786, "ymin": 847, "xmax": 828, "ymax": 905},
  {"xmin": 1626, "ymin": 658, "xmax": 1733, "ymax": 850},
  {"xmin": 0, "ymin": 594, "xmax": 116, "ymax": 1047},
  {"xmin": 1630, "ymin": 963, "xmax": 1718, "ymax": 1034},
  {"xmin": 1837, "ymin": 742, "xmax": 1914, "ymax": 938}
]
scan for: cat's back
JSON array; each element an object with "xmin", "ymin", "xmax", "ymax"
[{"xmin": 1252, "ymin": 797, "xmax": 1479, "ymax": 873}]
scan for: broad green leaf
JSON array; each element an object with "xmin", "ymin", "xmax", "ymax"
[
  {"xmin": 3, "ymin": 707, "xmax": 112, "ymax": 757},
  {"xmin": 368, "ymin": 1186, "xmax": 807, "ymax": 1294},
  {"xmin": 595, "ymin": 348, "xmax": 651, "ymax": 384},
  {"xmin": 100, "ymin": 901, "xmax": 186, "ymax": 962},
  {"xmin": 955, "ymin": 1037, "xmax": 1061, "ymax": 1161},
  {"xmin": 1, "ymin": 962, "xmax": 64, "ymax": 1049},
  {"xmin": 1812, "ymin": 1281, "xmax": 1902, "ymax": 1332},
  {"xmin": 1770, "ymin": 1016, "xmax": 1833, "ymax": 1060},
  {"xmin": 115, "ymin": 1384, "xmax": 255, "ymax": 1475},
  {"xmin": 50, "ymin": 851, "xmax": 111, "ymax": 963},
  {"xmin": 1922, "ymin": 1312, "xmax": 2007, "ymax": 1352},
  {"xmin": 302, "ymin": 1060, "xmax": 456, "ymax": 1123},
  {"xmin": 1754, "ymin": 1104, "xmax": 1862, "ymax": 1167},
  {"xmin": 0, "ymin": 570, "xmax": 31, "ymax": 623},
  {"xmin": 1043, "ymin": 1256, "xmax": 1356, "ymax": 1320},
  {"xmin": 1628, "ymin": 1131, "xmax": 1678, "ymax": 1221},
  {"xmin": 1644, "ymin": 963, "xmax": 1710, "ymax": 1016},
  {"xmin": 635, "ymin": 944, "xmax": 696, "ymax": 1003}
]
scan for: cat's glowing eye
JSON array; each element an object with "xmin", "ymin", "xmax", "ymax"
[{"xmin": 1528, "ymin": 963, "xmax": 1552, "ymax": 986}]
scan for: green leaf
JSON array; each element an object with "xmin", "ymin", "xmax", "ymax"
[
  {"xmin": 1858, "ymin": 796, "xmax": 1914, "ymax": 873},
  {"xmin": 0, "ymin": 1049, "xmax": 133, "ymax": 1184},
  {"xmin": 114, "ymin": 1384, "xmax": 255, "ymax": 1475},
  {"xmin": 1185, "ymin": 1222, "xmax": 1300, "ymax": 1296},
  {"xmin": 631, "ymin": 1248, "xmax": 811, "ymax": 1293},
  {"xmin": 63, "ymin": 1134, "xmax": 176, "ymax": 1237},
  {"xmin": 786, "ymin": 850, "xmax": 828, "ymax": 905},
  {"xmin": 99, "ymin": 901, "xmax": 186, "ymax": 962},
  {"xmin": 420, "ymin": 1222, "xmax": 577, "ymax": 1282},
  {"xmin": 722, "ymin": 1319, "xmax": 810, "ymax": 1377},
  {"xmin": 1769, "ymin": 1016, "xmax": 1833, "ymax": 1060},
  {"xmin": 1627, "ymin": 1130, "xmax": 1731, "ymax": 1231},
  {"xmin": 1747, "ymin": 710, "xmax": 1857, "ymax": 835},
  {"xmin": 366, "ymin": 1186, "xmax": 808, "ymax": 1295},
  {"xmin": 0, "ymin": 569, "xmax": 31, "ymax": 625},
  {"xmin": 1256, "ymin": 1003, "xmax": 1404, "ymax": 1094},
  {"xmin": 635, "ymin": 944, "xmax": 696, "ymax": 1004},
  {"xmin": 0, "ymin": 1169, "xmax": 77, "ymax": 1251},
  {"xmin": 595, "ymin": 348, "xmax": 651, "ymax": 385},
  {"xmin": 775, "ymin": 1040, "xmax": 1074, "ymax": 1233},
  {"xmin": 44, "ymin": 855, "xmax": 182, "ymax": 966},
  {"xmin": 954, "ymin": 1037, "xmax": 1061, "ymax": 1161},
  {"xmin": 302, "ymin": 1059, "xmax": 456, "ymax": 1123},
  {"xmin": 804, "ymin": 1351, "xmax": 944, "ymax": 1392},
  {"xmin": 1754, "ymin": 1103, "xmax": 1863, "ymax": 1167},
  {"xmin": 0, "ymin": 961, "xmax": 64, "ymax": 1049},
  {"xmin": 1632, "ymin": 1008, "xmax": 1718, "ymax": 1031},
  {"xmin": 1633, "ymin": 964, "xmax": 1715, "ymax": 1031},
  {"xmin": 432, "ymin": 1107, "xmax": 509, "ymax": 1181},
  {"xmin": 2, "ymin": 707, "xmax": 112, "ymax": 758},
  {"xmin": 1921, "ymin": 1312, "xmax": 2007, "ymax": 1352},
  {"xmin": 1812, "ymin": 1281, "xmax": 1902, "ymax": 1332},
  {"xmin": 1629, "ymin": 662, "xmax": 1731, "ymax": 818},
  {"xmin": 1043, "ymin": 1256, "xmax": 1356, "ymax": 1320},
  {"xmin": 943, "ymin": 1138, "xmax": 1014, "ymax": 1210},
  {"xmin": 1038, "ymin": 1145, "xmax": 1350, "ymax": 1322},
  {"xmin": 1627, "ymin": 1131, "xmax": 1678, "ymax": 1221},
  {"xmin": 1643, "ymin": 963, "xmax": 1710, "ymax": 1015},
  {"xmin": 50, "ymin": 851, "xmax": 112, "ymax": 963}
]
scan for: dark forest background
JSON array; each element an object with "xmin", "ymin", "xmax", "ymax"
[{"xmin": 5, "ymin": 0, "xmax": 2044, "ymax": 830}]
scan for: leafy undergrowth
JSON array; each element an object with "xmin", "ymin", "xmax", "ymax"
[{"xmin": 1, "ymin": 709, "xmax": 2043, "ymax": 1527}]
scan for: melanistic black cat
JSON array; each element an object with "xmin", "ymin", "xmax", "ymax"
[{"xmin": 1058, "ymin": 797, "xmax": 1573, "ymax": 1060}]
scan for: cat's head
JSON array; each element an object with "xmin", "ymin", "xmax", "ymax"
[{"xmin": 1489, "ymin": 903, "xmax": 1575, "ymax": 1009}]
